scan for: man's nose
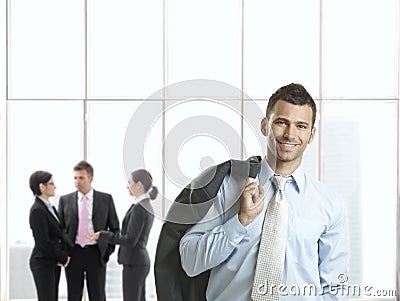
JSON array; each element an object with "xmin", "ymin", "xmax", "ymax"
[{"xmin": 283, "ymin": 124, "xmax": 295, "ymax": 139}]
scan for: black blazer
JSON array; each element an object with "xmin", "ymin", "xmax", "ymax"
[
  {"xmin": 29, "ymin": 197, "xmax": 73, "ymax": 264},
  {"xmin": 99, "ymin": 198, "xmax": 154, "ymax": 266},
  {"xmin": 58, "ymin": 190, "xmax": 120, "ymax": 265},
  {"xmin": 154, "ymin": 156, "xmax": 261, "ymax": 301}
]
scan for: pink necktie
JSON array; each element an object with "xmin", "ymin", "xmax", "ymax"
[{"xmin": 77, "ymin": 195, "xmax": 89, "ymax": 247}]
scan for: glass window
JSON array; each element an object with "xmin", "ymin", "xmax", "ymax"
[
  {"xmin": 243, "ymin": 100, "xmax": 267, "ymax": 160},
  {"xmin": 7, "ymin": 101, "xmax": 83, "ymax": 299},
  {"xmin": 8, "ymin": 0, "xmax": 85, "ymax": 99},
  {"xmin": 167, "ymin": 0, "xmax": 242, "ymax": 94},
  {"xmin": 322, "ymin": 101, "xmax": 397, "ymax": 294},
  {"xmin": 122, "ymin": 100, "xmax": 164, "ymax": 219},
  {"xmin": 164, "ymin": 99, "xmax": 242, "ymax": 213},
  {"xmin": 87, "ymin": 101, "xmax": 163, "ymax": 299},
  {"xmin": 243, "ymin": 0, "xmax": 320, "ymax": 99},
  {"xmin": 322, "ymin": 0, "xmax": 398, "ymax": 99},
  {"xmin": 3, "ymin": 0, "xmax": 400, "ymax": 300},
  {"xmin": 87, "ymin": 0, "xmax": 163, "ymax": 99},
  {"xmin": 0, "ymin": 38, "xmax": 5, "ymax": 300}
]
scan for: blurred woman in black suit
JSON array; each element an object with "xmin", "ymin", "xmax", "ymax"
[
  {"xmin": 89, "ymin": 169, "xmax": 158, "ymax": 301},
  {"xmin": 29, "ymin": 171, "xmax": 73, "ymax": 300}
]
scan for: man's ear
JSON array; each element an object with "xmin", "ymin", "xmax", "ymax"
[
  {"xmin": 260, "ymin": 117, "xmax": 268, "ymax": 137},
  {"xmin": 308, "ymin": 127, "xmax": 316, "ymax": 144}
]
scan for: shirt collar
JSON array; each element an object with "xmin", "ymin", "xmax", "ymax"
[
  {"xmin": 290, "ymin": 164, "xmax": 305, "ymax": 193},
  {"xmin": 38, "ymin": 196, "xmax": 53, "ymax": 210},
  {"xmin": 78, "ymin": 189, "xmax": 93, "ymax": 201},
  {"xmin": 257, "ymin": 157, "xmax": 275, "ymax": 187},
  {"xmin": 135, "ymin": 193, "xmax": 148, "ymax": 202},
  {"xmin": 260, "ymin": 157, "xmax": 305, "ymax": 194}
]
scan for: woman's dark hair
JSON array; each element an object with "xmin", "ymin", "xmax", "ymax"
[
  {"xmin": 29, "ymin": 171, "xmax": 52, "ymax": 196},
  {"xmin": 130, "ymin": 169, "xmax": 158, "ymax": 200}
]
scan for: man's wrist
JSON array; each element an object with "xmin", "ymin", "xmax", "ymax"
[{"xmin": 238, "ymin": 212, "xmax": 252, "ymax": 227}]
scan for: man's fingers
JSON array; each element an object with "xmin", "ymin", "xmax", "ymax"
[
  {"xmin": 258, "ymin": 184, "xmax": 264, "ymax": 196},
  {"xmin": 244, "ymin": 181, "xmax": 257, "ymax": 191},
  {"xmin": 252, "ymin": 183, "xmax": 263, "ymax": 199}
]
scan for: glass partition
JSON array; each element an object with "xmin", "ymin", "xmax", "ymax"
[
  {"xmin": 7, "ymin": 101, "xmax": 83, "ymax": 298},
  {"xmin": 322, "ymin": 101, "xmax": 397, "ymax": 296}
]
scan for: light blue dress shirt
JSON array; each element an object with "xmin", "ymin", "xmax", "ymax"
[{"xmin": 179, "ymin": 158, "xmax": 349, "ymax": 301}]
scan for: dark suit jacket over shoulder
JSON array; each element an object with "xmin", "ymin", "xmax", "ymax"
[{"xmin": 154, "ymin": 156, "xmax": 261, "ymax": 301}]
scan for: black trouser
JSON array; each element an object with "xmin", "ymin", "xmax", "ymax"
[
  {"xmin": 122, "ymin": 264, "xmax": 150, "ymax": 301},
  {"xmin": 30, "ymin": 257, "xmax": 61, "ymax": 301},
  {"xmin": 65, "ymin": 245, "xmax": 106, "ymax": 301}
]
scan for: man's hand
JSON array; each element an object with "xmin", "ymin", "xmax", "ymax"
[
  {"xmin": 57, "ymin": 256, "xmax": 71, "ymax": 268},
  {"xmin": 88, "ymin": 232, "xmax": 100, "ymax": 242},
  {"xmin": 238, "ymin": 177, "xmax": 264, "ymax": 227}
]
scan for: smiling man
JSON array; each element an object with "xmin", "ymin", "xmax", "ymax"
[{"xmin": 175, "ymin": 83, "xmax": 349, "ymax": 301}]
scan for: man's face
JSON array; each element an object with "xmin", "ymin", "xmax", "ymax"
[
  {"xmin": 261, "ymin": 100, "xmax": 316, "ymax": 170},
  {"xmin": 74, "ymin": 169, "xmax": 93, "ymax": 194}
]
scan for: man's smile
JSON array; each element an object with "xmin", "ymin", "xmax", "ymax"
[{"xmin": 277, "ymin": 140, "xmax": 299, "ymax": 149}]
